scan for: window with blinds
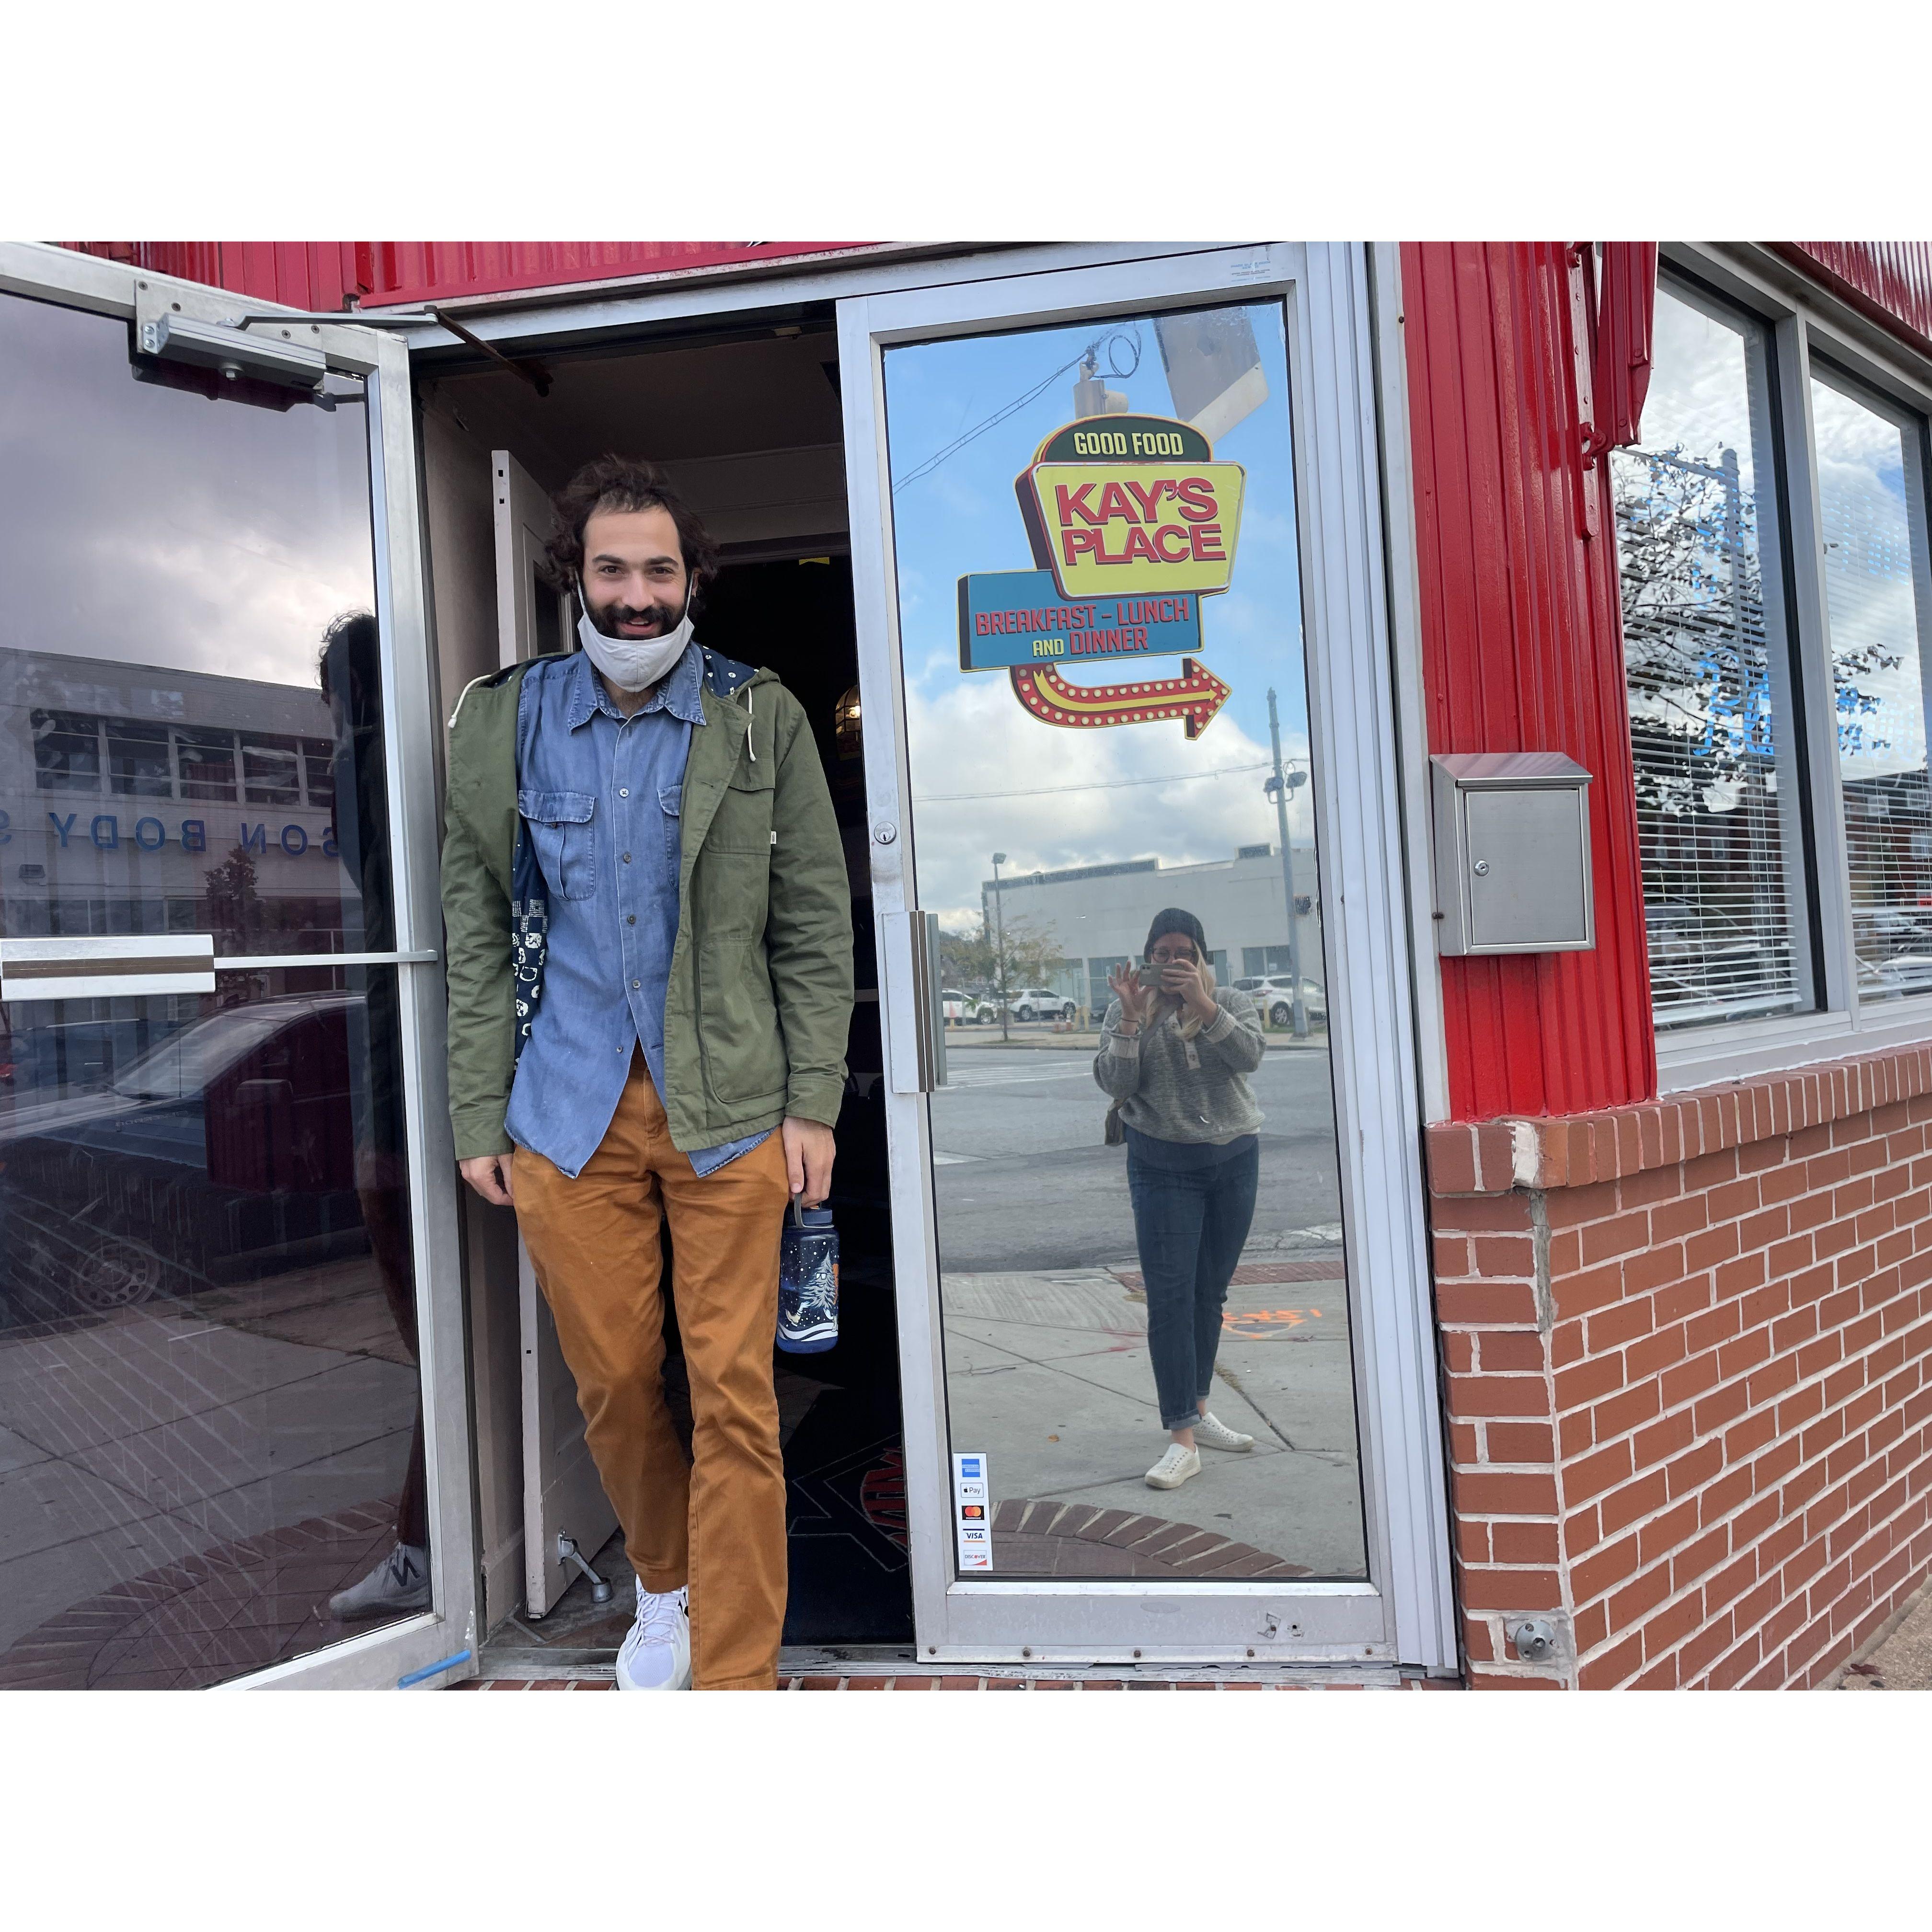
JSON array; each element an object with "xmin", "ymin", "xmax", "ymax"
[
  {"xmin": 1810, "ymin": 366, "xmax": 1932, "ymax": 1002},
  {"xmin": 1609, "ymin": 280, "xmax": 1813, "ymax": 1032}
]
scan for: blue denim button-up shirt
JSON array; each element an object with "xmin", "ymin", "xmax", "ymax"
[{"xmin": 503, "ymin": 644, "xmax": 772, "ymax": 1180}]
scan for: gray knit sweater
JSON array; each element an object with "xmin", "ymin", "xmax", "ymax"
[{"xmin": 1093, "ymin": 987, "xmax": 1266, "ymax": 1144}]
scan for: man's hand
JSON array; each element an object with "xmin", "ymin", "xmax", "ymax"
[
  {"xmin": 781, "ymin": 1117, "xmax": 836, "ymax": 1208},
  {"xmin": 460, "ymin": 1153, "xmax": 516, "ymax": 1208}
]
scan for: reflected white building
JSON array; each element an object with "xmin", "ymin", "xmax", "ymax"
[
  {"xmin": 979, "ymin": 841, "xmax": 1322, "ymax": 1012},
  {"xmin": 0, "ymin": 649, "xmax": 356, "ymax": 945}
]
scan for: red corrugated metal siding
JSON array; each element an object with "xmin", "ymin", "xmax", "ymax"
[
  {"xmin": 69, "ymin": 238, "xmax": 1932, "ymax": 341},
  {"xmin": 1783, "ymin": 242, "xmax": 1932, "ymax": 355},
  {"xmin": 65, "ymin": 241, "xmax": 861, "ymax": 308},
  {"xmin": 65, "ymin": 241, "xmax": 374, "ymax": 310},
  {"xmin": 365, "ymin": 241, "xmax": 859, "ymax": 304},
  {"xmin": 1401, "ymin": 242, "xmax": 1656, "ymax": 1122}
]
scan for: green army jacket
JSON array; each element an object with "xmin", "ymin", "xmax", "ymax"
[{"xmin": 440, "ymin": 652, "xmax": 853, "ymax": 1161}]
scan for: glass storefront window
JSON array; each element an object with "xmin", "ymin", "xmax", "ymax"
[
  {"xmin": 0, "ymin": 966, "xmax": 427, "ymax": 1686},
  {"xmin": 0, "ymin": 290, "xmax": 394, "ymax": 957},
  {"xmin": 0, "ymin": 288, "xmax": 428, "ymax": 1688},
  {"xmin": 1610, "ymin": 279, "xmax": 1812, "ymax": 1030},
  {"xmin": 1810, "ymin": 367, "xmax": 1932, "ymax": 999},
  {"xmin": 882, "ymin": 301, "xmax": 1368, "ymax": 1582}
]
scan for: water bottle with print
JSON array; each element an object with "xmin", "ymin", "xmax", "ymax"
[{"xmin": 777, "ymin": 1200, "xmax": 839, "ymax": 1354}]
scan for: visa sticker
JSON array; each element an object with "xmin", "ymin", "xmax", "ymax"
[{"xmin": 953, "ymin": 1452, "xmax": 992, "ymax": 1570}]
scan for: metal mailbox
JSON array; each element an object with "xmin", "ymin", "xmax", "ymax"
[{"xmin": 1430, "ymin": 752, "xmax": 1595, "ymax": 956}]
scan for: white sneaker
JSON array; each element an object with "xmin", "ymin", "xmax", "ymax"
[
  {"xmin": 1144, "ymin": 1444, "xmax": 1202, "ymax": 1490},
  {"xmin": 616, "ymin": 1583, "xmax": 691, "ymax": 1691},
  {"xmin": 328, "ymin": 1543, "xmax": 431, "ymax": 1621},
  {"xmin": 1194, "ymin": 1412, "xmax": 1255, "ymax": 1453}
]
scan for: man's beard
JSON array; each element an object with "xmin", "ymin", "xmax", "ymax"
[{"xmin": 586, "ymin": 597, "xmax": 682, "ymax": 640}]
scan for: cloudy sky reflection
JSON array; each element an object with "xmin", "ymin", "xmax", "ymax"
[
  {"xmin": 882, "ymin": 302, "xmax": 1314, "ymax": 929},
  {"xmin": 1810, "ymin": 371, "xmax": 1932, "ymax": 783},
  {"xmin": 0, "ymin": 291, "xmax": 377, "ymax": 694}
]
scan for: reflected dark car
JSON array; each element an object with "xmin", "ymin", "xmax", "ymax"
[{"xmin": 0, "ymin": 992, "xmax": 368, "ymax": 1325}]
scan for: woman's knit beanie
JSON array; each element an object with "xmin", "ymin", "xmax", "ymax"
[{"xmin": 1143, "ymin": 907, "xmax": 1208, "ymax": 959}]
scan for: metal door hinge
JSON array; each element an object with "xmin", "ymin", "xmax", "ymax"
[{"xmin": 1566, "ymin": 245, "xmax": 1602, "ymax": 541}]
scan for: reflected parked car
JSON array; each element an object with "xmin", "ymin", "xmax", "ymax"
[
  {"xmin": 939, "ymin": 988, "xmax": 995, "ymax": 1024},
  {"xmin": 1004, "ymin": 987, "xmax": 1077, "ymax": 1023},
  {"xmin": 0, "ymin": 991, "xmax": 369, "ymax": 1325},
  {"xmin": 1853, "ymin": 907, "xmax": 1932, "ymax": 954},
  {"xmin": 1233, "ymin": 974, "xmax": 1327, "ymax": 1028},
  {"xmin": 1869, "ymin": 954, "xmax": 1932, "ymax": 997}
]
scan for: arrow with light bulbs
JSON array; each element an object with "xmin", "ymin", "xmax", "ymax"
[{"xmin": 1008, "ymin": 656, "xmax": 1231, "ymax": 739}]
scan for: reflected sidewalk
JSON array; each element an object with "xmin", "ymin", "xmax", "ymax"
[
  {"xmin": 941, "ymin": 1234, "xmax": 1367, "ymax": 1580},
  {"xmin": 941, "ymin": 1028, "xmax": 1330, "ymax": 1054}
]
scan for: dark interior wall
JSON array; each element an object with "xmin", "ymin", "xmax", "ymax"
[{"xmin": 415, "ymin": 324, "xmax": 905, "ymax": 1638}]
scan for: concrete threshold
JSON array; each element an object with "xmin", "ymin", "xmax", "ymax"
[{"xmin": 468, "ymin": 1633, "xmax": 1433, "ymax": 1689}]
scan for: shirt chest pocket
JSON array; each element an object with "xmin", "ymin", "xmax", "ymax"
[
  {"xmin": 518, "ymin": 788, "xmax": 597, "ymax": 901},
  {"xmin": 659, "ymin": 784, "xmax": 682, "ymax": 862}
]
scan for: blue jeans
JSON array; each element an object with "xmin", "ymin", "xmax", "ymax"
[{"xmin": 1125, "ymin": 1129, "xmax": 1261, "ymax": 1431}]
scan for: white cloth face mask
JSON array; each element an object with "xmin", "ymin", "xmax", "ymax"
[{"xmin": 575, "ymin": 581, "xmax": 693, "ymax": 692}]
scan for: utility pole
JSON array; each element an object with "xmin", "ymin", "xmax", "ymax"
[
  {"xmin": 1265, "ymin": 688, "xmax": 1309, "ymax": 1037},
  {"xmin": 991, "ymin": 851, "xmax": 1011, "ymax": 1042},
  {"xmin": 1720, "ymin": 443, "xmax": 1774, "ymax": 954}
]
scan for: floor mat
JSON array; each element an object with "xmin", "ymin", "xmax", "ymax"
[{"xmin": 782, "ymin": 1386, "xmax": 913, "ymax": 1645}]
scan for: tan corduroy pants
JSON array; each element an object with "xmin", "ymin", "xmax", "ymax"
[{"xmin": 512, "ymin": 1048, "xmax": 792, "ymax": 1690}]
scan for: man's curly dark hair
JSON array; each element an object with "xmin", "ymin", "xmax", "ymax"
[{"xmin": 541, "ymin": 454, "xmax": 721, "ymax": 612}]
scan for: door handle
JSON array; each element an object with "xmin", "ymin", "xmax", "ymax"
[
  {"xmin": 913, "ymin": 909, "xmax": 948, "ymax": 1092},
  {"xmin": 880, "ymin": 909, "xmax": 948, "ymax": 1093},
  {"xmin": 0, "ymin": 934, "xmax": 217, "ymax": 1004}
]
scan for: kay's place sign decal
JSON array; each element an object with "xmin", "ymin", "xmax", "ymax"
[
  {"xmin": 1015, "ymin": 416, "xmax": 1245, "ymax": 598},
  {"xmin": 954, "ymin": 412, "xmax": 1245, "ymax": 738}
]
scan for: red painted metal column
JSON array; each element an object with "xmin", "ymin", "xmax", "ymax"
[{"xmin": 1400, "ymin": 242, "xmax": 1656, "ymax": 1122}]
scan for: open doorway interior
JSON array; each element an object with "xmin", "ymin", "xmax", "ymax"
[{"xmin": 417, "ymin": 314, "xmax": 909, "ymax": 1655}]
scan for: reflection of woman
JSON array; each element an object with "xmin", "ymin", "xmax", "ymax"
[{"xmin": 1096, "ymin": 909, "xmax": 1265, "ymax": 1491}]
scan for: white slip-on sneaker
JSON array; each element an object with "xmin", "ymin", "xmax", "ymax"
[
  {"xmin": 1144, "ymin": 1443, "xmax": 1202, "ymax": 1490},
  {"xmin": 616, "ymin": 1583, "xmax": 691, "ymax": 1691},
  {"xmin": 1194, "ymin": 1412, "xmax": 1256, "ymax": 1453},
  {"xmin": 328, "ymin": 1543, "xmax": 431, "ymax": 1621}
]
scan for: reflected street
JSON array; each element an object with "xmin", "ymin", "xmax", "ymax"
[
  {"xmin": 932, "ymin": 1039, "xmax": 1337, "ymax": 1271},
  {"xmin": 885, "ymin": 296, "xmax": 1368, "ymax": 1582},
  {"xmin": 930, "ymin": 1032, "xmax": 1360, "ymax": 1578}
]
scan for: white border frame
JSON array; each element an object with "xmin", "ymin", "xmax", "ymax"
[
  {"xmin": 838, "ymin": 243, "xmax": 1455, "ymax": 1668},
  {"xmin": 1644, "ymin": 245, "xmax": 1932, "ymax": 1094},
  {"xmin": 0, "ymin": 241, "xmax": 480, "ymax": 1691}
]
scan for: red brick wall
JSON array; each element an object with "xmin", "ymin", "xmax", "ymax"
[{"xmin": 1427, "ymin": 1043, "xmax": 1932, "ymax": 1688}]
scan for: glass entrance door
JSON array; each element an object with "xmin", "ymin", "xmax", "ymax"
[
  {"xmin": 839, "ymin": 246, "xmax": 1453, "ymax": 1666},
  {"xmin": 0, "ymin": 245, "xmax": 474, "ymax": 1689}
]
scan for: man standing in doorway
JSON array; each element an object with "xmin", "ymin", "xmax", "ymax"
[{"xmin": 441, "ymin": 456, "xmax": 852, "ymax": 1690}]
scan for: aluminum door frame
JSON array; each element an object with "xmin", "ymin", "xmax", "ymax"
[
  {"xmin": 488, "ymin": 448, "xmax": 621, "ymax": 1615},
  {"xmin": 0, "ymin": 242, "xmax": 481, "ymax": 1692},
  {"xmin": 838, "ymin": 242, "xmax": 1456, "ymax": 1668}
]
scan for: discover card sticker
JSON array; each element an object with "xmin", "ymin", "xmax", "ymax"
[{"xmin": 953, "ymin": 1451, "xmax": 992, "ymax": 1571}]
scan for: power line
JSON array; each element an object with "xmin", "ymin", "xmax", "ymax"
[
  {"xmin": 892, "ymin": 327, "xmax": 1143, "ymax": 494},
  {"xmin": 891, "ymin": 353, "xmax": 1088, "ymax": 493},
  {"xmin": 914, "ymin": 759, "xmax": 1272, "ymax": 803}
]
